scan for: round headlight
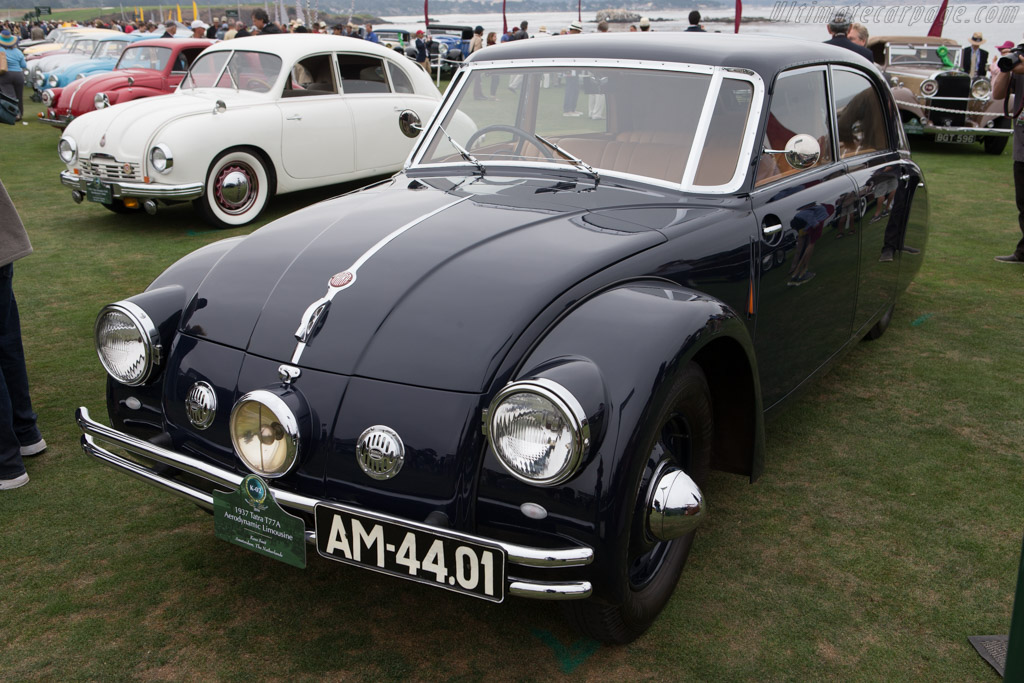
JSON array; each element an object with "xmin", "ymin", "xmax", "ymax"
[
  {"xmin": 439, "ymin": 43, "xmax": 449, "ymax": 55},
  {"xmin": 33, "ymin": 72, "xmax": 44, "ymax": 87},
  {"xmin": 920, "ymin": 79, "xmax": 939, "ymax": 97},
  {"xmin": 47, "ymin": 74, "xmax": 58, "ymax": 87},
  {"xmin": 149, "ymin": 143, "xmax": 173, "ymax": 174},
  {"xmin": 58, "ymin": 136, "xmax": 77, "ymax": 163},
  {"xmin": 94, "ymin": 301, "xmax": 161, "ymax": 386},
  {"xmin": 972, "ymin": 79, "xmax": 991, "ymax": 100},
  {"xmin": 229, "ymin": 391, "xmax": 299, "ymax": 477},
  {"xmin": 486, "ymin": 379, "xmax": 589, "ymax": 486},
  {"xmin": 41, "ymin": 89, "xmax": 54, "ymax": 107},
  {"xmin": 94, "ymin": 92, "xmax": 110, "ymax": 109}
]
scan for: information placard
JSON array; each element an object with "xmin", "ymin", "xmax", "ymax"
[{"xmin": 214, "ymin": 474, "xmax": 306, "ymax": 569}]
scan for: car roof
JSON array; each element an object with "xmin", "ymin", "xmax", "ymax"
[
  {"xmin": 201, "ymin": 33, "xmax": 404, "ymax": 61},
  {"xmin": 123, "ymin": 37, "xmax": 215, "ymax": 50},
  {"xmin": 467, "ymin": 33, "xmax": 876, "ymax": 79}
]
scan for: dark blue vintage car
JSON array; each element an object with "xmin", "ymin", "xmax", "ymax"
[{"xmin": 77, "ymin": 33, "xmax": 928, "ymax": 644}]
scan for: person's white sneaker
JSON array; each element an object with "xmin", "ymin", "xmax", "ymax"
[
  {"xmin": 20, "ymin": 439, "xmax": 46, "ymax": 457},
  {"xmin": 0, "ymin": 472, "xmax": 29, "ymax": 490}
]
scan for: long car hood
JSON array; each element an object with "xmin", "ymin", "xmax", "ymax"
[
  {"xmin": 181, "ymin": 176, "xmax": 671, "ymax": 392},
  {"xmin": 65, "ymin": 91, "xmax": 263, "ymax": 161}
]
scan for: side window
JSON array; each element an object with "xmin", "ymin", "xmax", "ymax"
[
  {"xmin": 832, "ymin": 69, "xmax": 889, "ymax": 158},
  {"xmin": 387, "ymin": 62, "xmax": 415, "ymax": 94},
  {"xmin": 337, "ymin": 54, "xmax": 390, "ymax": 94},
  {"xmin": 755, "ymin": 69, "xmax": 834, "ymax": 187},
  {"xmin": 283, "ymin": 54, "xmax": 337, "ymax": 97}
]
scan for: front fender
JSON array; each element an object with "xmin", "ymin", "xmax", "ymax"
[{"xmin": 475, "ymin": 280, "xmax": 765, "ymax": 601}]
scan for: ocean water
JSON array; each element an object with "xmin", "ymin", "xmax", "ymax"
[{"xmin": 381, "ymin": 3, "xmax": 1024, "ymax": 52}]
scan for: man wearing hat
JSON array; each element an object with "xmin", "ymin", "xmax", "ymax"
[
  {"xmin": 190, "ymin": 20, "xmax": 209, "ymax": 39},
  {"xmin": 824, "ymin": 11, "xmax": 872, "ymax": 60},
  {"xmin": 568, "ymin": 21, "xmax": 582, "ymax": 34},
  {"xmin": 639, "ymin": 17, "xmax": 651, "ymax": 31},
  {"xmin": 0, "ymin": 29, "xmax": 27, "ymax": 122},
  {"xmin": 414, "ymin": 30, "xmax": 430, "ymax": 74},
  {"xmin": 962, "ymin": 32, "xmax": 989, "ymax": 80}
]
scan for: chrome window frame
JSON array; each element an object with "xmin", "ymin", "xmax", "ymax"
[{"xmin": 407, "ymin": 59, "xmax": 765, "ymax": 195}]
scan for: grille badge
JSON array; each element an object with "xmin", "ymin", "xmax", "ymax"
[{"xmin": 357, "ymin": 426, "xmax": 405, "ymax": 480}]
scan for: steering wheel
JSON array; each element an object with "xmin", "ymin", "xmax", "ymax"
[
  {"xmin": 465, "ymin": 124, "xmax": 555, "ymax": 160},
  {"xmin": 245, "ymin": 77, "xmax": 272, "ymax": 92}
]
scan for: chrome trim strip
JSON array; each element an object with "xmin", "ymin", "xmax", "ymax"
[
  {"xmin": 60, "ymin": 170, "xmax": 204, "ymax": 200},
  {"xmin": 76, "ymin": 406, "xmax": 594, "ymax": 573},
  {"xmin": 508, "ymin": 580, "xmax": 592, "ymax": 599},
  {"xmin": 38, "ymin": 115, "xmax": 71, "ymax": 128},
  {"xmin": 289, "ymin": 195, "xmax": 470, "ymax": 364}
]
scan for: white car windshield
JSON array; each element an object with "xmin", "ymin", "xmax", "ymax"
[
  {"xmin": 117, "ymin": 46, "xmax": 173, "ymax": 71},
  {"xmin": 888, "ymin": 45, "xmax": 961, "ymax": 66},
  {"xmin": 417, "ymin": 65, "xmax": 756, "ymax": 188},
  {"xmin": 180, "ymin": 50, "xmax": 282, "ymax": 92}
]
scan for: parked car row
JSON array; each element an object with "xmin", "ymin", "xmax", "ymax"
[{"xmin": 75, "ymin": 33, "xmax": 928, "ymax": 644}]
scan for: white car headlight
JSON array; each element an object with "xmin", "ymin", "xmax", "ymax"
[
  {"xmin": 920, "ymin": 79, "xmax": 938, "ymax": 97},
  {"xmin": 972, "ymin": 79, "xmax": 991, "ymax": 100},
  {"xmin": 47, "ymin": 74, "xmax": 58, "ymax": 87},
  {"xmin": 149, "ymin": 143, "xmax": 173, "ymax": 174},
  {"xmin": 95, "ymin": 302, "xmax": 161, "ymax": 386},
  {"xmin": 94, "ymin": 92, "xmax": 110, "ymax": 109},
  {"xmin": 486, "ymin": 379, "xmax": 589, "ymax": 486},
  {"xmin": 58, "ymin": 136, "xmax": 77, "ymax": 164},
  {"xmin": 41, "ymin": 89, "xmax": 54, "ymax": 107},
  {"xmin": 230, "ymin": 391, "xmax": 300, "ymax": 477},
  {"xmin": 33, "ymin": 72, "xmax": 44, "ymax": 88}
]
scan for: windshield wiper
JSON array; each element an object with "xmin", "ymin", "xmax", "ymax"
[
  {"xmin": 535, "ymin": 134, "xmax": 600, "ymax": 183},
  {"xmin": 438, "ymin": 123, "xmax": 485, "ymax": 176}
]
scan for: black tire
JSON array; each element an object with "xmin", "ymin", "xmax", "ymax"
[
  {"xmin": 101, "ymin": 199, "xmax": 134, "ymax": 214},
  {"xmin": 984, "ymin": 134, "xmax": 1009, "ymax": 156},
  {"xmin": 864, "ymin": 304, "xmax": 893, "ymax": 341},
  {"xmin": 194, "ymin": 149, "xmax": 272, "ymax": 228},
  {"xmin": 566, "ymin": 362, "xmax": 713, "ymax": 644}
]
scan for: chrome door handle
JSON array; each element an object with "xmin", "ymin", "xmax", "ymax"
[
  {"xmin": 763, "ymin": 222, "xmax": 783, "ymax": 236},
  {"xmin": 899, "ymin": 173, "xmax": 910, "ymax": 181},
  {"xmin": 286, "ymin": 114, "xmax": 302, "ymax": 121}
]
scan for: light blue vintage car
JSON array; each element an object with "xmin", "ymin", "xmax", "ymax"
[{"xmin": 36, "ymin": 34, "xmax": 148, "ymax": 92}]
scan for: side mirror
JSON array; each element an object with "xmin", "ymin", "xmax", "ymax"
[
  {"xmin": 765, "ymin": 133, "xmax": 821, "ymax": 169},
  {"xmin": 398, "ymin": 109, "xmax": 423, "ymax": 138}
]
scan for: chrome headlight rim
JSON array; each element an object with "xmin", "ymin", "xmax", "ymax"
[
  {"xmin": 920, "ymin": 78, "xmax": 939, "ymax": 97},
  {"xmin": 94, "ymin": 301, "xmax": 161, "ymax": 386},
  {"xmin": 229, "ymin": 390, "xmax": 301, "ymax": 479},
  {"xmin": 486, "ymin": 378, "xmax": 590, "ymax": 487},
  {"xmin": 46, "ymin": 73, "xmax": 58, "ymax": 88},
  {"xmin": 58, "ymin": 136, "xmax": 78, "ymax": 164},
  {"xmin": 149, "ymin": 143, "xmax": 173, "ymax": 174},
  {"xmin": 33, "ymin": 72, "xmax": 44, "ymax": 88},
  {"xmin": 41, "ymin": 89, "xmax": 55, "ymax": 107},
  {"xmin": 94, "ymin": 92, "xmax": 109, "ymax": 109},
  {"xmin": 972, "ymin": 78, "xmax": 992, "ymax": 100}
]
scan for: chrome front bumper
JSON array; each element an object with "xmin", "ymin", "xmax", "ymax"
[
  {"xmin": 37, "ymin": 113, "xmax": 71, "ymax": 129},
  {"xmin": 76, "ymin": 407, "xmax": 594, "ymax": 600},
  {"xmin": 60, "ymin": 171, "xmax": 204, "ymax": 201}
]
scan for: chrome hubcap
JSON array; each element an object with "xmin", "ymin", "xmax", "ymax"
[{"xmin": 214, "ymin": 164, "xmax": 256, "ymax": 214}]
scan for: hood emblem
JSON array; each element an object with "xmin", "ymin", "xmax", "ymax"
[
  {"xmin": 329, "ymin": 271, "xmax": 354, "ymax": 289},
  {"xmin": 122, "ymin": 163, "xmax": 132, "ymax": 175},
  {"xmin": 185, "ymin": 381, "xmax": 217, "ymax": 429},
  {"xmin": 357, "ymin": 426, "xmax": 405, "ymax": 480},
  {"xmin": 99, "ymin": 134, "xmax": 106, "ymax": 148}
]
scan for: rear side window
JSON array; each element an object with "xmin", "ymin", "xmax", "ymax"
[
  {"xmin": 337, "ymin": 54, "xmax": 390, "ymax": 94},
  {"xmin": 756, "ymin": 69, "xmax": 834, "ymax": 187},
  {"xmin": 832, "ymin": 69, "xmax": 889, "ymax": 158},
  {"xmin": 388, "ymin": 62, "xmax": 415, "ymax": 94}
]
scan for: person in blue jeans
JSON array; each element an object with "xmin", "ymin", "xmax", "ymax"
[
  {"xmin": 0, "ymin": 29, "xmax": 28, "ymax": 121},
  {"xmin": 0, "ymin": 180, "xmax": 45, "ymax": 491}
]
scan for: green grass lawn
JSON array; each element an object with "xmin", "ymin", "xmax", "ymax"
[{"xmin": 0, "ymin": 94, "xmax": 1022, "ymax": 681}]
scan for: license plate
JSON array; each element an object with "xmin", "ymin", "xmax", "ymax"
[
  {"xmin": 935, "ymin": 133, "xmax": 977, "ymax": 144},
  {"xmin": 315, "ymin": 504, "xmax": 506, "ymax": 602},
  {"xmin": 84, "ymin": 177, "xmax": 113, "ymax": 204}
]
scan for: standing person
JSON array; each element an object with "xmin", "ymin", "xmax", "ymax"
[
  {"xmin": 588, "ymin": 23, "xmax": 608, "ymax": 120},
  {"xmin": 686, "ymin": 11, "xmax": 706, "ymax": 32},
  {"xmin": 0, "ymin": 180, "xmax": 46, "ymax": 491},
  {"xmin": 823, "ymin": 12, "xmax": 872, "ymax": 60},
  {"xmin": 190, "ymin": 20, "xmax": 209, "ymax": 39},
  {"xmin": 562, "ymin": 21, "xmax": 583, "ymax": 117},
  {"xmin": 992, "ymin": 57, "xmax": 1024, "ymax": 263},
  {"xmin": 515, "ymin": 20, "xmax": 529, "ymax": 39},
  {"xmin": 251, "ymin": 8, "xmax": 281, "ymax": 35},
  {"xmin": 155, "ymin": 21, "xmax": 178, "ymax": 39},
  {"xmin": 364, "ymin": 23, "xmax": 378, "ymax": 43},
  {"xmin": 0, "ymin": 30, "xmax": 27, "ymax": 122},
  {"xmin": 962, "ymin": 32, "xmax": 989, "ymax": 80},
  {"xmin": 414, "ymin": 30, "xmax": 430, "ymax": 74},
  {"xmin": 848, "ymin": 22, "xmax": 869, "ymax": 48},
  {"xmin": 991, "ymin": 41, "xmax": 1015, "ymax": 81},
  {"xmin": 639, "ymin": 17, "xmax": 651, "ymax": 32},
  {"xmin": 486, "ymin": 31, "xmax": 499, "ymax": 96}
]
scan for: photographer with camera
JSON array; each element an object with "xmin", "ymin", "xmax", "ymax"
[{"xmin": 992, "ymin": 45, "xmax": 1024, "ymax": 263}]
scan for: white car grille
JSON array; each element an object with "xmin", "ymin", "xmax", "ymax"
[{"xmin": 82, "ymin": 155, "xmax": 140, "ymax": 181}]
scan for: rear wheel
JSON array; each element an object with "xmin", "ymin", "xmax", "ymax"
[
  {"xmin": 194, "ymin": 149, "xmax": 272, "ymax": 228},
  {"xmin": 566, "ymin": 363, "xmax": 713, "ymax": 644},
  {"xmin": 864, "ymin": 304, "xmax": 894, "ymax": 341}
]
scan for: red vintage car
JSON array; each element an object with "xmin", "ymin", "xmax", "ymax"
[{"xmin": 39, "ymin": 38, "xmax": 213, "ymax": 129}]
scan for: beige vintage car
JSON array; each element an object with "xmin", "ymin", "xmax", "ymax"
[{"xmin": 868, "ymin": 35, "xmax": 1011, "ymax": 154}]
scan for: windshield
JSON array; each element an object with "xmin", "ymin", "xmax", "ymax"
[
  {"xmin": 70, "ymin": 39, "xmax": 97, "ymax": 55},
  {"xmin": 180, "ymin": 50, "xmax": 282, "ymax": 92},
  {"xmin": 417, "ymin": 65, "xmax": 756, "ymax": 187},
  {"xmin": 117, "ymin": 45, "xmax": 173, "ymax": 71},
  {"xmin": 93, "ymin": 40, "xmax": 130, "ymax": 60},
  {"xmin": 888, "ymin": 44, "xmax": 961, "ymax": 66}
]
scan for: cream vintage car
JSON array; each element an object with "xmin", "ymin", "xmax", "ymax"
[
  {"xmin": 58, "ymin": 35, "xmax": 441, "ymax": 227},
  {"xmin": 869, "ymin": 35, "xmax": 1011, "ymax": 154}
]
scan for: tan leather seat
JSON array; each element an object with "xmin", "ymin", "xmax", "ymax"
[{"xmin": 559, "ymin": 131, "xmax": 693, "ymax": 183}]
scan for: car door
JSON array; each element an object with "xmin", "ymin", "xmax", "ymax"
[
  {"xmin": 338, "ymin": 53, "xmax": 433, "ymax": 174},
  {"xmin": 751, "ymin": 66, "xmax": 860, "ymax": 408},
  {"xmin": 278, "ymin": 52, "xmax": 356, "ymax": 180},
  {"xmin": 830, "ymin": 66, "xmax": 919, "ymax": 335}
]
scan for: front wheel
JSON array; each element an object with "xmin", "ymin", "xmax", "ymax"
[
  {"xmin": 565, "ymin": 362, "xmax": 713, "ymax": 644},
  {"xmin": 984, "ymin": 134, "xmax": 1009, "ymax": 156},
  {"xmin": 194, "ymin": 149, "xmax": 272, "ymax": 228}
]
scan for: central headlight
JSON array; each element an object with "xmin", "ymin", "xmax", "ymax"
[
  {"xmin": 230, "ymin": 391, "xmax": 299, "ymax": 477},
  {"xmin": 149, "ymin": 143, "xmax": 173, "ymax": 173},
  {"xmin": 94, "ymin": 92, "xmax": 109, "ymax": 109},
  {"xmin": 972, "ymin": 79, "xmax": 991, "ymax": 100},
  {"xmin": 95, "ymin": 301, "xmax": 161, "ymax": 386},
  {"xmin": 58, "ymin": 136, "xmax": 77, "ymax": 163},
  {"xmin": 486, "ymin": 379, "xmax": 589, "ymax": 486},
  {"xmin": 920, "ymin": 79, "xmax": 939, "ymax": 97},
  {"xmin": 47, "ymin": 74, "xmax": 58, "ymax": 87}
]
